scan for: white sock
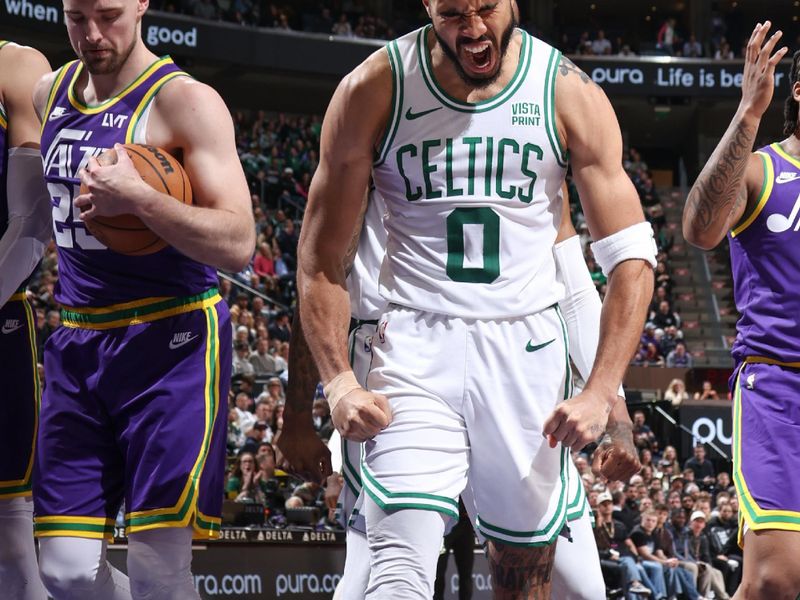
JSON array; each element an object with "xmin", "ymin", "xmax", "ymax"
[
  {"xmin": 127, "ymin": 527, "xmax": 198, "ymax": 600},
  {"xmin": 363, "ymin": 494, "xmax": 445, "ymax": 599},
  {"xmin": 0, "ymin": 497, "xmax": 47, "ymax": 600},
  {"xmin": 38, "ymin": 536, "xmax": 131, "ymax": 600}
]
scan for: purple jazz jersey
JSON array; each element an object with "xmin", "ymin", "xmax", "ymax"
[
  {"xmin": 732, "ymin": 362, "xmax": 800, "ymax": 538},
  {"xmin": 40, "ymin": 57, "xmax": 217, "ymax": 307},
  {"xmin": 728, "ymin": 143, "xmax": 800, "ymax": 538},
  {"xmin": 0, "ymin": 294, "xmax": 39, "ymax": 498},
  {"xmin": 34, "ymin": 296, "xmax": 232, "ymax": 540},
  {"xmin": 729, "ymin": 143, "xmax": 800, "ymax": 364}
]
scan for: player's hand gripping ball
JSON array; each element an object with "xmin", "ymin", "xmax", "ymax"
[{"xmin": 79, "ymin": 143, "xmax": 192, "ymax": 255}]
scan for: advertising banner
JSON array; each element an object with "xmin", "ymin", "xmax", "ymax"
[
  {"xmin": 108, "ymin": 529, "xmax": 494, "ymax": 599},
  {"xmin": 678, "ymin": 401, "xmax": 733, "ymax": 459}
]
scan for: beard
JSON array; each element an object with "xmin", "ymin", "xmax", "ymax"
[
  {"xmin": 81, "ymin": 33, "xmax": 137, "ymax": 75},
  {"xmin": 432, "ymin": 11, "xmax": 518, "ymax": 89}
]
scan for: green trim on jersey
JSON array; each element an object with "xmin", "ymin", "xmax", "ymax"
[
  {"xmin": 374, "ymin": 41, "xmax": 404, "ymax": 167},
  {"xmin": 544, "ymin": 48, "xmax": 568, "ymax": 168},
  {"xmin": 417, "ymin": 26, "xmax": 531, "ymax": 114},
  {"xmin": 476, "ymin": 445, "xmax": 569, "ymax": 546},
  {"xmin": 361, "ymin": 462, "xmax": 459, "ymax": 520}
]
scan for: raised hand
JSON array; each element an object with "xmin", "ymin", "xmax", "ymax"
[{"xmin": 740, "ymin": 21, "xmax": 789, "ymax": 122}]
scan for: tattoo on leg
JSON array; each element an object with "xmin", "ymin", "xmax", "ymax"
[{"xmin": 487, "ymin": 541, "xmax": 556, "ymax": 599}]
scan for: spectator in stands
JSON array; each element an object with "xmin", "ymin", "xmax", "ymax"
[
  {"xmin": 285, "ymin": 482, "xmax": 321, "ymax": 509},
  {"xmin": 667, "ymin": 342, "xmax": 693, "ymax": 368},
  {"xmin": 242, "ymin": 416, "xmax": 273, "ymax": 455},
  {"xmin": 234, "ymin": 391, "xmax": 256, "ymax": 433},
  {"xmin": 630, "ymin": 510, "xmax": 670, "ymax": 599},
  {"xmin": 654, "ymin": 504, "xmax": 700, "ymax": 599},
  {"xmin": 593, "ymin": 490, "xmax": 653, "ymax": 597},
  {"xmin": 641, "ymin": 322, "xmax": 659, "ymax": 349},
  {"xmin": 643, "ymin": 342, "xmax": 665, "ymax": 367},
  {"xmin": 656, "ymin": 17, "xmax": 677, "ymax": 54},
  {"xmin": 312, "ymin": 398, "xmax": 334, "ymax": 441},
  {"xmin": 273, "ymin": 341, "xmax": 290, "ymax": 373},
  {"xmin": 652, "ymin": 300, "xmax": 681, "ymax": 330},
  {"xmin": 233, "ymin": 341, "xmax": 256, "ymax": 377},
  {"xmin": 692, "ymin": 381, "xmax": 719, "ymax": 401},
  {"xmin": 654, "ymin": 263, "xmax": 674, "ymax": 299},
  {"xmin": 716, "ymin": 472, "xmax": 732, "ymax": 494},
  {"xmin": 227, "ymin": 406, "xmax": 246, "ymax": 454},
  {"xmin": 268, "ymin": 311, "xmax": 291, "ymax": 343},
  {"xmin": 618, "ymin": 44, "xmax": 636, "ymax": 57},
  {"xmin": 664, "ymin": 379, "xmax": 689, "ymax": 407},
  {"xmin": 254, "ymin": 242, "xmax": 278, "ymax": 289},
  {"xmin": 276, "ymin": 217, "xmax": 299, "ymax": 270},
  {"xmin": 265, "ymin": 376, "xmax": 285, "ymax": 404},
  {"xmin": 332, "ymin": 13, "xmax": 353, "ymax": 37},
  {"xmin": 682, "ymin": 34, "xmax": 703, "ymax": 57},
  {"xmin": 667, "ymin": 508, "xmax": 701, "ymax": 586},
  {"xmin": 684, "ymin": 445, "xmax": 715, "ymax": 488},
  {"xmin": 714, "ymin": 39, "xmax": 734, "ymax": 60},
  {"xmin": 686, "ymin": 512, "xmax": 731, "ymax": 599},
  {"xmin": 226, "ymin": 452, "xmax": 263, "ymax": 502},
  {"xmin": 591, "ymin": 29, "xmax": 612, "ymax": 55},
  {"xmin": 660, "ymin": 325, "xmax": 681, "ymax": 357},
  {"xmin": 250, "ymin": 337, "xmax": 277, "ymax": 375},
  {"xmin": 633, "ymin": 410, "xmax": 657, "ymax": 450},
  {"xmin": 706, "ymin": 503, "xmax": 742, "ymax": 594}
]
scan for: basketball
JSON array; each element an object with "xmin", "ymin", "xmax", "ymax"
[{"xmin": 80, "ymin": 144, "xmax": 192, "ymax": 255}]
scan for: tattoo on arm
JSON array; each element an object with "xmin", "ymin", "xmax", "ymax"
[
  {"xmin": 685, "ymin": 119, "xmax": 754, "ymax": 236},
  {"xmin": 487, "ymin": 541, "xmax": 555, "ymax": 599},
  {"xmin": 285, "ymin": 308, "xmax": 322, "ymax": 416},
  {"xmin": 558, "ymin": 56, "xmax": 595, "ymax": 86}
]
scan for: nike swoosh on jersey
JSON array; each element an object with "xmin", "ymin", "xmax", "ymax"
[
  {"xmin": 169, "ymin": 334, "xmax": 199, "ymax": 349},
  {"xmin": 405, "ymin": 106, "xmax": 443, "ymax": 120},
  {"xmin": 1, "ymin": 323, "xmax": 23, "ymax": 334},
  {"xmin": 526, "ymin": 338, "xmax": 556, "ymax": 352},
  {"xmin": 775, "ymin": 172, "xmax": 800, "ymax": 184}
]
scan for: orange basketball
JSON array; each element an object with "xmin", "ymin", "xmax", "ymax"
[{"xmin": 80, "ymin": 144, "xmax": 192, "ymax": 255}]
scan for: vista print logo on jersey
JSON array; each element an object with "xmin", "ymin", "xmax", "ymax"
[{"xmin": 510, "ymin": 102, "xmax": 541, "ymax": 127}]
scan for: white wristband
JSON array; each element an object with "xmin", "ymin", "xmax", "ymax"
[
  {"xmin": 590, "ymin": 221, "xmax": 658, "ymax": 277},
  {"xmin": 323, "ymin": 371, "xmax": 361, "ymax": 412}
]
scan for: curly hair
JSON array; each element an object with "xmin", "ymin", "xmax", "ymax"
[{"xmin": 783, "ymin": 50, "xmax": 800, "ymax": 137}]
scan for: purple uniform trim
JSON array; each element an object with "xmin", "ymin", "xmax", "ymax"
[
  {"xmin": 34, "ymin": 297, "xmax": 231, "ymax": 539},
  {"xmin": 731, "ymin": 361, "xmax": 800, "ymax": 540},
  {"xmin": 0, "ymin": 295, "xmax": 39, "ymax": 498}
]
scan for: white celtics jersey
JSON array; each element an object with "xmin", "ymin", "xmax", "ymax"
[
  {"xmin": 372, "ymin": 26, "xmax": 568, "ymax": 319},
  {"xmin": 347, "ymin": 188, "xmax": 388, "ymax": 321}
]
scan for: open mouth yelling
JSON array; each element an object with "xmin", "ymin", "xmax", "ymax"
[{"xmin": 460, "ymin": 39, "xmax": 496, "ymax": 75}]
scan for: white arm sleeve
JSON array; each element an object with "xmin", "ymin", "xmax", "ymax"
[
  {"xmin": 554, "ymin": 234, "xmax": 624, "ymax": 397},
  {"xmin": 0, "ymin": 147, "xmax": 51, "ymax": 306}
]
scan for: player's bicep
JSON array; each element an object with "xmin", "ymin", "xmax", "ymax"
[
  {"xmin": 165, "ymin": 81, "xmax": 250, "ymax": 216},
  {"xmin": 301, "ymin": 59, "xmax": 390, "ymax": 269}
]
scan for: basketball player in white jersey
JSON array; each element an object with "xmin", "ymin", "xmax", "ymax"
[
  {"xmin": 283, "ymin": 186, "xmax": 641, "ymax": 599},
  {"xmin": 0, "ymin": 41, "xmax": 52, "ymax": 600},
  {"xmin": 298, "ymin": 1, "xmax": 655, "ymax": 595}
]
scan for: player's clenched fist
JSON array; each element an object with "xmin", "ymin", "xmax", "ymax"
[
  {"xmin": 542, "ymin": 389, "xmax": 613, "ymax": 450},
  {"xmin": 325, "ymin": 371, "xmax": 392, "ymax": 442},
  {"xmin": 591, "ymin": 422, "xmax": 640, "ymax": 482}
]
